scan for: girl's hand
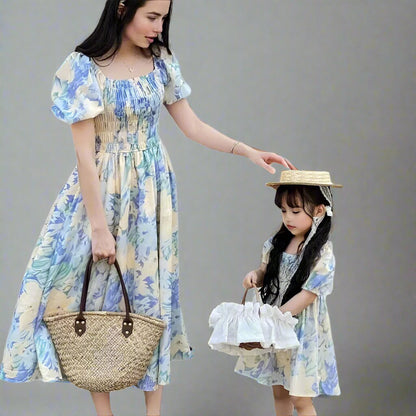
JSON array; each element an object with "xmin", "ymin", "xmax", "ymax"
[
  {"xmin": 247, "ymin": 149, "xmax": 296, "ymax": 173},
  {"xmin": 243, "ymin": 270, "xmax": 259, "ymax": 289},
  {"xmin": 91, "ymin": 228, "xmax": 116, "ymax": 264}
]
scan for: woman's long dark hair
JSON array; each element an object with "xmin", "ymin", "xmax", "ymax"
[
  {"xmin": 260, "ymin": 185, "xmax": 332, "ymax": 305},
  {"xmin": 75, "ymin": 0, "xmax": 172, "ymax": 59}
]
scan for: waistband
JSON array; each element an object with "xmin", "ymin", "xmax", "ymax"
[{"xmin": 96, "ymin": 137, "xmax": 161, "ymax": 153}]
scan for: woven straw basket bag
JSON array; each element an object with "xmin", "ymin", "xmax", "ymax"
[{"xmin": 44, "ymin": 257, "xmax": 166, "ymax": 392}]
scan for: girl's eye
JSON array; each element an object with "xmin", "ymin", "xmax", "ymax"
[
  {"xmin": 148, "ymin": 16, "xmax": 157, "ymax": 21},
  {"xmin": 292, "ymin": 211, "xmax": 300, "ymax": 214}
]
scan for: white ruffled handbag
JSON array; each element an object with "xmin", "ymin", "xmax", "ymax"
[{"xmin": 208, "ymin": 287, "xmax": 300, "ymax": 356}]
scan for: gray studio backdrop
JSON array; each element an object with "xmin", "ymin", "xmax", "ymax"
[{"xmin": 1, "ymin": 1, "xmax": 415, "ymax": 415}]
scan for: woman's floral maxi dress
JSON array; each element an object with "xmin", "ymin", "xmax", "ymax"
[{"xmin": 0, "ymin": 48, "xmax": 193, "ymax": 391}]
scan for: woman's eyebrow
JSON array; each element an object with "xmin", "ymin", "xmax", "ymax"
[{"xmin": 147, "ymin": 12, "xmax": 167, "ymax": 17}]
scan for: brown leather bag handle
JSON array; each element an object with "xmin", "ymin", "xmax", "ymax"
[
  {"xmin": 74, "ymin": 256, "xmax": 134, "ymax": 338},
  {"xmin": 239, "ymin": 286, "xmax": 265, "ymax": 351},
  {"xmin": 241, "ymin": 286, "xmax": 262, "ymax": 305}
]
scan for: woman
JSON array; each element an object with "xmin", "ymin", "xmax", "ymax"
[{"xmin": 0, "ymin": 1, "xmax": 294, "ymax": 415}]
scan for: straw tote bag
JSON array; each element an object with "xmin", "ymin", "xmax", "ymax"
[{"xmin": 44, "ymin": 257, "xmax": 166, "ymax": 392}]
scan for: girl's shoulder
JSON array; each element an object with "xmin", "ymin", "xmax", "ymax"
[
  {"xmin": 303, "ymin": 241, "xmax": 336, "ymax": 295},
  {"xmin": 320, "ymin": 241, "xmax": 334, "ymax": 259},
  {"xmin": 312, "ymin": 241, "xmax": 335, "ymax": 274},
  {"xmin": 260, "ymin": 236, "xmax": 275, "ymax": 264},
  {"xmin": 262, "ymin": 236, "xmax": 274, "ymax": 253},
  {"xmin": 321, "ymin": 240, "xmax": 333, "ymax": 254},
  {"xmin": 313, "ymin": 241, "xmax": 334, "ymax": 266}
]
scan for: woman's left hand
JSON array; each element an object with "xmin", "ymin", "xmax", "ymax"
[{"xmin": 247, "ymin": 149, "xmax": 296, "ymax": 173}]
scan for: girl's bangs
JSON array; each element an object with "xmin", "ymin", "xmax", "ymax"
[{"xmin": 275, "ymin": 186, "xmax": 303, "ymax": 208}]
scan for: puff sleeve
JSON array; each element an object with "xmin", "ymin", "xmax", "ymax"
[
  {"xmin": 261, "ymin": 237, "xmax": 274, "ymax": 265},
  {"xmin": 51, "ymin": 52, "xmax": 104, "ymax": 124},
  {"xmin": 160, "ymin": 50, "xmax": 191, "ymax": 105},
  {"xmin": 302, "ymin": 241, "xmax": 335, "ymax": 297}
]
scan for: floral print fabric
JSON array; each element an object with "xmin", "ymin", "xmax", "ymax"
[
  {"xmin": 235, "ymin": 239, "xmax": 341, "ymax": 397},
  {"xmin": 0, "ymin": 49, "xmax": 192, "ymax": 391}
]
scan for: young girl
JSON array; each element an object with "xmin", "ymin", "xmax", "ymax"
[
  {"xmin": 0, "ymin": 1, "xmax": 294, "ymax": 416},
  {"xmin": 238, "ymin": 170, "xmax": 342, "ymax": 416}
]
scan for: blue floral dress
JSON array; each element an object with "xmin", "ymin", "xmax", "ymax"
[
  {"xmin": 235, "ymin": 239, "xmax": 341, "ymax": 397},
  {"xmin": 0, "ymin": 49, "xmax": 193, "ymax": 391}
]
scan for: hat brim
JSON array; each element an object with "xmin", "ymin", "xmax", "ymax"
[{"xmin": 266, "ymin": 181, "xmax": 343, "ymax": 189}]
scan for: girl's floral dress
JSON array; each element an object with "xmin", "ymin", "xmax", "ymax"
[
  {"xmin": 235, "ymin": 238, "xmax": 341, "ymax": 397},
  {"xmin": 0, "ymin": 48, "xmax": 193, "ymax": 391}
]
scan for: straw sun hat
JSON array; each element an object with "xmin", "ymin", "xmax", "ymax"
[{"xmin": 266, "ymin": 170, "xmax": 343, "ymax": 190}]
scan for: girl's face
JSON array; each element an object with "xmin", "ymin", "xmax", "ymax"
[
  {"xmin": 123, "ymin": 1, "xmax": 171, "ymax": 49},
  {"xmin": 280, "ymin": 197, "xmax": 321, "ymax": 238}
]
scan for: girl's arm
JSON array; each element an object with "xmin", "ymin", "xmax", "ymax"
[
  {"xmin": 242, "ymin": 263, "xmax": 267, "ymax": 288},
  {"xmin": 166, "ymin": 99, "xmax": 295, "ymax": 173},
  {"xmin": 279, "ymin": 290, "xmax": 317, "ymax": 316},
  {"xmin": 71, "ymin": 119, "xmax": 116, "ymax": 264},
  {"xmin": 281, "ymin": 242, "xmax": 335, "ymax": 315}
]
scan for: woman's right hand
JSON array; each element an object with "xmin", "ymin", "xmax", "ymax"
[
  {"xmin": 243, "ymin": 270, "xmax": 259, "ymax": 289},
  {"xmin": 91, "ymin": 228, "xmax": 116, "ymax": 264}
]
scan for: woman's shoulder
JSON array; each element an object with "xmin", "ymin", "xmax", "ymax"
[
  {"xmin": 154, "ymin": 47, "xmax": 191, "ymax": 102},
  {"xmin": 51, "ymin": 51, "xmax": 103, "ymax": 124},
  {"xmin": 55, "ymin": 51, "xmax": 94, "ymax": 78},
  {"xmin": 59, "ymin": 51, "xmax": 91, "ymax": 66},
  {"xmin": 155, "ymin": 46, "xmax": 185, "ymax": 68},
  {"xmin": 157, "ymin": 46, "xmax": 173, "ymax": 60}
]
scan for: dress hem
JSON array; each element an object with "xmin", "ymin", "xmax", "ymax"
[{"xmin": 234, "ymin": 369, "xmax": 341, "ymax": 397}]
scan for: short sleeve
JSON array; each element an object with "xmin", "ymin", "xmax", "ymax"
[
  {"xmin": 159, "ymin": 50, "xmax": 191, "ymax": 105},
  {"xmin": 261, "ymin": 237, "xmax": 274, "ymax": 265},
  {"xmin": 51, "ymin": 52, "xmax": 104, "ymax": 124},
  {"xmin": 302, "ymin": 241, "xmax": 335, "ymax": 297}
]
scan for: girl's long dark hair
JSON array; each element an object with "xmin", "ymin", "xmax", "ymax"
[
  {"xmin": 260, "ymin": 185, "xmax": 332, "ymax": 305},
  {"xmin": 75, "ymin": 0, "xmax": 172, "ymax": 59}
]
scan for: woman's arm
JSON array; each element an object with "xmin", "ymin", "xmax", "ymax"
[
  {"xmin": 71, "ymin": 119, "xmax": 116, "ymax": 264},
  {"xmin": 279, "ymin": 290, "xmax": 317, "ymax": 316},
  {"xmin": 166, "ymin": 99, "xmax": 295, "ymax": 173}
]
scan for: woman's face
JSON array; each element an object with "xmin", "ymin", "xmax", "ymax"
[{"xmin": 123, "ymin": 0, "xmax": 171, "ymax": 48}]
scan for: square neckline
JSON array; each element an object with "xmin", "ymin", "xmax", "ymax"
[{"xmin": 91, "ymin": 55, "xmax": 158, "ymax": 82}]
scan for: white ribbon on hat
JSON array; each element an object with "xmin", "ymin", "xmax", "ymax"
[{"xmin": 325, "ymin": 206, "xmax": 333, "ymax": 217}]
